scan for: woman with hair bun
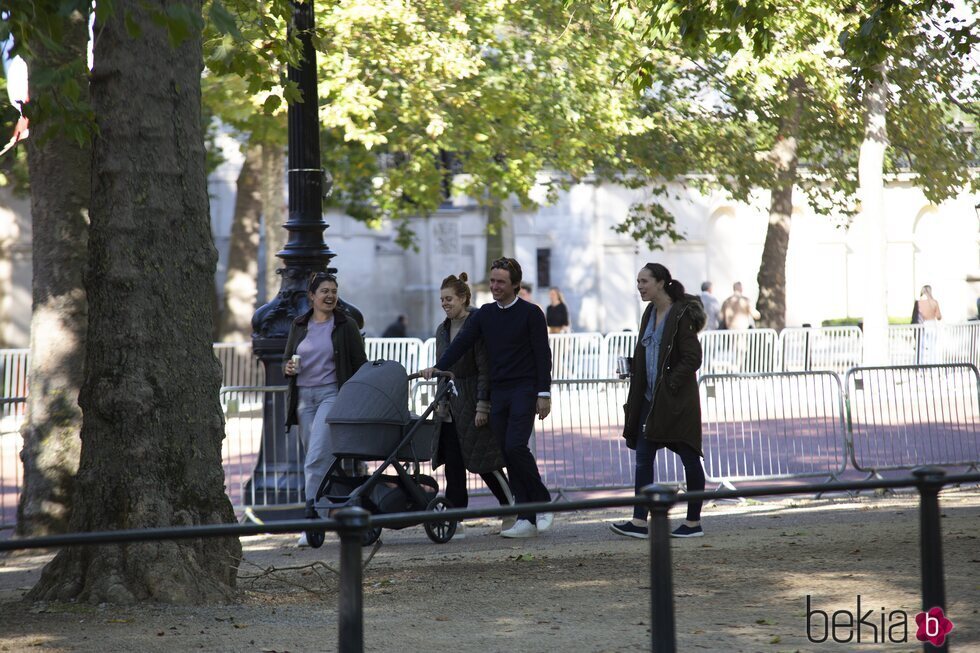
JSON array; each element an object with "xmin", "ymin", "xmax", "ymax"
[
  {"xmin": 433, "ymin": 272, "xmax": 514, "ymax": 533},
  {"xmin": 611, "ymin": 263, "xmax": 708, "ymax": 539}
]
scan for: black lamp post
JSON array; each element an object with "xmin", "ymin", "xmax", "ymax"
[{"xmin": 245, "ymin": 0, "xmax": 362, "ymax": 514}]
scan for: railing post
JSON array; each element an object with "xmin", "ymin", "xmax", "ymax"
[
  {"xmin": 912, "ymin": 467, "xmax": 948, "ymax": 653},
  {"xmin": 336, "ymin": 507, "xmax": 370, "ymax": 653},
  {"xmin": 644, "ymin": 484, "xmax": 678, "ymax": 653}
]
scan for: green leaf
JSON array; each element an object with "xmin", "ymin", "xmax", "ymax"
[
  {"xmin": 209, "ymin": 0, "xmax": 243, "ymax": 40},
  {"xmin": 262, "ymin": 95, "xmax": 282, "ymax": 115}
]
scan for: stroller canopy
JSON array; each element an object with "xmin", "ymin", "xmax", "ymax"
[{"xmin": 326, "ymin": 359, "xmax": 411, "ymax": 425}]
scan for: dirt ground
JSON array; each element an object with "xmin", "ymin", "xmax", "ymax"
[{"xmin": 1, "ymin": 486, "xmax": 978, "ymax": 653}]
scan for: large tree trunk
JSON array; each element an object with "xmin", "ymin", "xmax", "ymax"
[
  {"xmin": 261, "ymin": 143, "xmax": 286, "ymax": 303},
  {"xmin": 217, "ymin": 142, "xmax": 262, "ymax": 342},
  {"xmin": 858, "ymin": 68, "xmax": 890, "ymax": 365},
  {"xmin": 16, "ymin": 9, "xmax": 91, "ymax": 537},
  {"xmin": 29, "ymin": 0, "xmax": 241, "ymax": 603},
  {"xmin": 756, "ymin": 78, "xmax": 802, "ymax": 331}
]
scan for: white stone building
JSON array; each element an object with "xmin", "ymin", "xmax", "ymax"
[{"xmin": 322, "ymin": 175, "xmax": 980, "ymax": 338}]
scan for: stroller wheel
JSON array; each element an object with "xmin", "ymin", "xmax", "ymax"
[
  {"xmin": 362, "ymin": 526, "xmax": 383, "ymax": 547},
  {"xmin": 424, "ymin": 497, "xmax": 457, "ymax": 544},
  {"xmin": 306, "ymin": 529, "xmax": 326, "ymax": 549}
]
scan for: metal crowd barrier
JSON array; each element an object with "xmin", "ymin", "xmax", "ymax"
[
  {"xmin": 549, "ymin": 332, "xmax": 604, "ymax": 380},
  {"xmin": 778, "ymin": 326, "xmax": 863, "ymax": 375},
  {"xmin": 699, "ymin": 372, "xmax": 848, "ymax": 485},
  {"xmin": 0, "ymin": 349, "xmax": 29, "ymax": 419},
  {"xmin": 408, "ymin": 378, "xmax": 684, "ymax": 495},
  {"xmin": 365, "ymin": 338, "xmax": 427, "ymax": 374},
  {"xmin": 220, "ymin": 386, "xmax": 295, "ymax": 512},
  {"xmin": 213, "ymin": 343, "xmax": 266, "ymax": 388},
  {"xmin": 0, "ymin": 397, "xmax": 25, "ymax": 530},
  {"xmin": 845, "ymin": 364, "xmax": 980, "ymax": 474},
  {"xmin": 698, "ymin": 329, "xmax": 779, "ymax": 375},
  {"xmin": 887, "ymin": 323, "xmax": 980, "ymax": 368},
  {"xmin": 421, "ymin": 337, "xmax": 436, "ymax": 369}
]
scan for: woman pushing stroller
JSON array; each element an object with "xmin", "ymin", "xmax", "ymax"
[
  {"xmin": 433, "ymin": 273, "xmax": 515, "ymax": 534},
  {"xmin": 283, "ymin": 272, "xmax": 367, "ymax": 546}
]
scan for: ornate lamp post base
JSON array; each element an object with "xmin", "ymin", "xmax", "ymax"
[{"xmin": 244, "ymin": 0, "xmax": 362, "ymax": 520}]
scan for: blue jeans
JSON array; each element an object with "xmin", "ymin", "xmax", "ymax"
[{"xmin": 297, "ymin": 383, "xmax": 339, "ymax": 505}]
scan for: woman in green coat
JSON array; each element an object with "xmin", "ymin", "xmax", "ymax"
[{"xmin": 611, "ymin": 263, "xmax": 706, "ymax": 540}]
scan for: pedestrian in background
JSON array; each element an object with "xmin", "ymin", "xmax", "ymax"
[
  {"xmin": 546, "ymin": 287, "xmax": 571, "ymax": 334},
  {"xmin": 699, "ymin": 281, "xmax": 721, "ymax": 330},
  {"xmin": 720, "ymin": 281, "xmax": 759, "ymax": 330},
  {"xmin": 382, "ymin": 314, "xmax": 408, "ymax": 337},
  {"xmin": 611, "ymin": 263, "xmax": 707, "ymax": 539},
  {"xmin": 911, "ymin": 285, "xmax": 942, "ymax": 324},
  {"xmin": 912, "ymin": 285, "xmax": 943, "ymax": 363}
]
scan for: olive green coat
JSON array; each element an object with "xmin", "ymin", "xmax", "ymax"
[{"xmin": 622, "ymin": 294, "xmax": 706, "ymax": 454}]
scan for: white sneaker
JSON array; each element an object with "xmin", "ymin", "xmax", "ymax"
[
  {"xmin": 296, "ymin": 532, "xmax": 309, "ymax": 547},
  {"xmin": 500, "ymin": 519, "xmax": 538, "ymax": 538},
  {"xmin": 537, "ymin": 512, "xmax": 554, "ymax": 532},
  {"xmin": 500, "ymin": 515, "xmax": 517, "ymax": 532},
  {"xmin": 454, "ymin": 522, "xmax": 466, "ymax": 540}
]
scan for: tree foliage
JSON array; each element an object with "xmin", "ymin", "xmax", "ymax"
[{"xmin": 305, "ymin": 1, "xmax": 653, "ymax": 247}]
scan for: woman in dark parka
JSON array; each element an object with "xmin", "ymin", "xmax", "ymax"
[
  {"xmin": 433, "ymin": 273, "xmax": 514, "ymax": 531},
  {"xmin": 611, "ymin": 263, "xmax": 707, "ymax": 539}
]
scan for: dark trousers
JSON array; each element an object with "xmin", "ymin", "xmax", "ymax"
[
  {"xmin": 490, "ymin": 384, "xmax": 551, "ymax": 523},
  {"xmin": 438, "ymin": 422, "xmax": 512, "ymax": 509},
  {"xmin": 633, "ymin": 399, "xmax": 705, "ymax": 522}
]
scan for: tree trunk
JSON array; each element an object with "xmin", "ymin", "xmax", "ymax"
[
  {"xmin": 217, "ymin": 141, "xmax": 262, "ymax": 342},
  {"xmin": 261, "ymin": 143, "xmax": 286, "ymax": 303},
  {"xmin": 858, "ymin": 68, "xmax": 890, "ymax": 365},
  {"xmin": 29, "ymin": 0, "xmax": 241, "ymax": 603},
  {"xmin": 756, "ymin": 78, "xmax": 803, "ymax": 331},
  {"xmin": 17, "ymin": 9, "xmax": 90, "ymax": 537}
]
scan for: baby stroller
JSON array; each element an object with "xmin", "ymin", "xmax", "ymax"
[{"xmin": 304, "ymin": 360, "xmax": 458, "ymax": 548}]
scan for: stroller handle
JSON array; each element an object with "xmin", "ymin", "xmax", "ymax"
[{"xmin": 408, "ymin": 370, "xmax": 454, "ymax": 381}]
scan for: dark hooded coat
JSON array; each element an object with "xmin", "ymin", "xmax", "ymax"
[
  {"xmin": 432, "ymin": 306, "xmax": 506, "ymax": 474},
  {"xmin": 622, "ymin": 294, "xmax": 706, "ymax": 455}
]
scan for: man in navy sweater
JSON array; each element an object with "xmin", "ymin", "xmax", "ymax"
[{"xmin": 422, "ymin": 257, "xmax": 554, "ymax": 538}]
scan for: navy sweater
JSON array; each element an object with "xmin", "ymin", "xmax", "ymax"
[{"xmin": 436, "ymin": 298, "xmax": 551, "ymax": 394}]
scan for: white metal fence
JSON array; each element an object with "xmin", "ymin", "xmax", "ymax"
[
  {"xmin": 887, "ymin": 324, "xmax": 980, "ymax": 367},
  {"xmin": 700, "ymin": 329, "xmax": 780, "ymax": 375},
  {"xmin": 700, "ymin": 372, "xmax": 848, "ymax": 484},
  {"xmin": 846, "ymin": 364, "xmax": 980, "ymax": 473},
  {"xmin": 4, "ymin": 324, "xmax": 980, "ymax": 529},
  {"xmin": 778, "ymin": 327, "xmax": 863, "ymax": 376}
]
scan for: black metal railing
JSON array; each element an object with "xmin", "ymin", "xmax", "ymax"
[{"xmin": 2, "ymin": 467, "xmax": 977, "ymax": 653}]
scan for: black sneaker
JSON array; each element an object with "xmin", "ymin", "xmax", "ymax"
[
  {"xmin": 610, "ymin": 521, "xmax": 648, "ymax": 539},
  {"xmin": 671, "ymin": 524, "xmax": 704, "ymax": 538}
]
